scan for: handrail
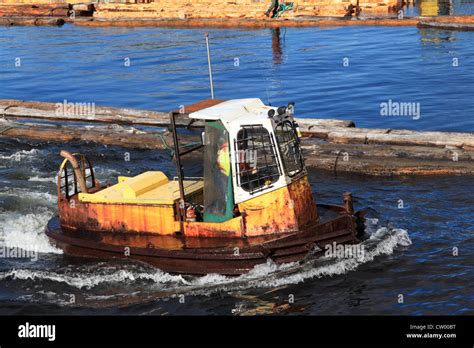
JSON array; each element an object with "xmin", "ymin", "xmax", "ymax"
[{"xmin": 59, "ymin": 150, "xmax": 88, "ymax": 194}]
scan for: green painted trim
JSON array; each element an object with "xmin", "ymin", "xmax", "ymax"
[{"xmin": 203, "ymin": 173, "xmax": 234, "ymax": 223}]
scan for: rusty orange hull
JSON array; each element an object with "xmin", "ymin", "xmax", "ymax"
[
  {"xmin": 46, "ymin": 204, "xmax": 363, "ymax": 275},
  {"xmin": 57, "ymin": 175, "xmax": 318, "ymax": 238}
]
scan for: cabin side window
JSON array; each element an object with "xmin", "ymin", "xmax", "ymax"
[
  {"xmin": 235, "ymin": 126, "xmax": 281, "ymax": 193},
  {"xmin": 275, "ymin": 121, "xmax": 304, "ymax": 177}
]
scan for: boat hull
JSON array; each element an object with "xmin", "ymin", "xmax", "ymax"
[{"xmin": 45, "ymin": 205, "xmax": 361, "ymax": 275}]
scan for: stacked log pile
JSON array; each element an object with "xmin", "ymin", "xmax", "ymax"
[
  {"xmin": 1, "ymin": 99, "xmax": 473, "ymax": 176},
  {"xmin": 93, "ymin": 0, "xmax": 399, "ymax": 20}
]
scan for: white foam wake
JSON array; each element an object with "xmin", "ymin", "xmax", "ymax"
[
  {"xmin": 244, "ymin": 227, "xmax": 412, "ymax": 289},
  {"xmin": 0, "ymin": 268, "xmax": 188, "ymax": 290},
  {"xmin": 0, "ymin": 149, "xmax": 42, "ymax": 161},
  {"xmin": 28, "ymin": 175, "xmax": 57, "ymax": 184},
  {"xmin": 0, "ymin": 189, "xmax": 57, "ymax": 204},
  {"xmin": 0, "ymin": 209, "xmax": 62, "ymax": 254},
  {"xmin": 0, "ymin": 224, "xmax": 411, "ymax": 294},
  {"xmin": 182, "ymin": 226, "xmax": 412, "ymax": 295}
]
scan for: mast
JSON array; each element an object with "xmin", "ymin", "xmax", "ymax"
[{"xmin": 205, "ymin": 33, "xmax": 215, "ymax": 100}]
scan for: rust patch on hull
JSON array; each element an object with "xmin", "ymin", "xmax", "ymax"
[{"xmin": 47, "ymin": 204, "xmax": 359, "ymax": 275}]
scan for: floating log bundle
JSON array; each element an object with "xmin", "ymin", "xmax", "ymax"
[
  {"xmin": 91, "ymin": 0, "xmax": 399, "ymax": 19},
  {"xmin": 0, "ymin": 4, "xmax": 70, "ymax": 17},
  {"xmin": 0, "ymin": 0, "xmax": 474, "ymax": 29},
  {"xmin": 72, "ymin": 16, "xmax": 421, "ymax": 28},
  {"xmin": 1, "ymin": 100, "xmax": 474, "ymax": 176}
]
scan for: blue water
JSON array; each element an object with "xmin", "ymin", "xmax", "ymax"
[
  {"xmin": 0, "ymin": 23, "xmax": 473, "ymax": 315},
  {"xmin": 0, "ymin": 139, "xmax": 473, "ymax": 315},
  {"xmin": 0, "ymin": 24, "xmax": 473, "ymax": 131}
]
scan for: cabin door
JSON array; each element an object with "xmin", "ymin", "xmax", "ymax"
[{"xmin": 203, "ymin": 120, "xmax": 234, "ymax": 222}]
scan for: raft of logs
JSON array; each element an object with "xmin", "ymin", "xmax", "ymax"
[
  {"xmin": 2, "ymin": 15, "xmax": 474, "ymax": 30},
  {"xmin": 1, "ymin": 99, "xmax": 473, "ymax": 176},
  {"xmin": 1, "ymin": 3, "xmax": 474, "ymax": 30},
  {"xmin": 0, "ymin": 3, "xmax": 96, "ymax": 25}
]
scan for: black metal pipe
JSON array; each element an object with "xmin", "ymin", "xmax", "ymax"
[{"xmin": 169, "ymin": 111, "xmax": 186, "ymax": 234}]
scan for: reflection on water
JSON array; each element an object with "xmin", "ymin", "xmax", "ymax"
[
  {"xmin": 403, "ymin": 0, "xmax": 474, "ymax": 16},
  {"xmin": 419, "ymin": 0, "xmax": 453, "ymax": 15},
  {"xmin": 419, "ymin": 27, "xmax": 457, "ymax": 44},
  {"xmin": 271, "ymin": 28, "xmax": 282, "ymax": 65}
]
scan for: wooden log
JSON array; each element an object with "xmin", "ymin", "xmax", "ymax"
[
  {"xmin": 0, "ymin": 17, "xmax": 65, "ymax": 25},
  {"xmin": 2, "ymin": 119, "xmax": 473, "ymax": 176},
  {"xmin": 418, "ymin": 21, "xmax": 474, "ymax": 31},
  {"xmin": 2, "ymin": 99, "xmax": 474, "ymax": 149},
  {"xmin": 0, "ymin": 4, "xmax": 70, "ymax": 18},
  {"xmin": 323, "ymin": 128, "xmax": 474, "ymax": 149},
  {"xmin": 73, "ymin": 17, "xmax": 420, "ymax": 28},
  {"xmin": 0, "ymin": 99, "xmax": 353, "ymax": 130},
  {"xmin": 1, "ymin": 99, "xmax": 473, "ymax": 176},
  {"xmin": 302, "ymin": 141, "xmax": 474, "ymax": 175},
  {"xmin": 0, "ymin": 119, "xmax": 184, "ymax": 151}
]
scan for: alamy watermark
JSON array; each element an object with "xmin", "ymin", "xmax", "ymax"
[
  {"xmin": 380, "ymin": 99, "xmax": 420, "ymax": 120},
  {"xmin": 18, "ymin": 322, "xmax": 55, "ymax": 341},
  {"xmin": 236, "ymin": 149, "xmax": 258, "ymax": 168},
  {"xmin": 324, "ymin": 242, "xmax": 365, "ymax": 261},
  {"xmin": 55, "ymin": 99, "xmax": 96, "ymax": 117},
  {"xmin": 0, "ymin": 244, "xmax": 39, "ymax": 261}
]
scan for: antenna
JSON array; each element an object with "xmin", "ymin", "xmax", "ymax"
[{"xmin": 205, "ymin": 33, "xmax": 215, "ymax": 100}]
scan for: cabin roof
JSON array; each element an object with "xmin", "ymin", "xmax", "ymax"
[{"xmin": 189, "ymin": 98, "xmax": 275, "ymax": 123}]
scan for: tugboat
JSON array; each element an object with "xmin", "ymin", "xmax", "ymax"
[{"xmin": 46, "ymin": 98, "xmax": 365, "ymax": 275}]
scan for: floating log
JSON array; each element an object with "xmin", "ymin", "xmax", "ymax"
[
  {"xmin": 0, "ymin": 4, "xmax": 70, "ymax": 17},
  {"xmin": 1, "ymin": 99, "xmax": 473, "ymax": 176},
  {"xmin": 10, "ymin": 13, "xmax": 474, "ymax": 29},
  {"xmin": 418, "ymin": 21, "xmax": 474, "ymax": 31},
  {"xmin": 0, "ymin": 16, "xmax": 65, "ymax": 26},
  {"xmin": 0, "ymin": 118, "xmax": 179, "ymax": 151},
  {"xmin": 302, "ymin": 141, "xmax": 474, "ymax": 175},
  {"xmin": 417, "ymin": 15, "xmax": 474, "ymax": 31},
  {"xmin": 73, "ymin": 17, "xmax": 421, "ymax": 28},
  {"xmin": 0, "ymin": 99, "xmax": 354, "ymax": 130}
]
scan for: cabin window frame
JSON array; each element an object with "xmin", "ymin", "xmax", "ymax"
[
  {"xmin": 274, "ymin": 120, "xmax": 304, "ymax": 177},
  {"xmin": 234, "ymin": 125, "xmax": 282, "ymax": 195}
]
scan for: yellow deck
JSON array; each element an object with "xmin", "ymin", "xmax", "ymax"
[{"xmin": 79, "ymin": 171, "xmax": 203, "ymax": 205}]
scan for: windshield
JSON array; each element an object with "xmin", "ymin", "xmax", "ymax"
[{"xmin": 203, "ymin": 121, "xmax": 234, "ymax": 222}]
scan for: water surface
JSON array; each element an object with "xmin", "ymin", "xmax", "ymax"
[
  {"xmin": 0, "ymin": 24, "xmax": 473, "ymax": 315},
  {"xmin": 0, "ymin": 25, "xmax": 473, "ymax": 131}
]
